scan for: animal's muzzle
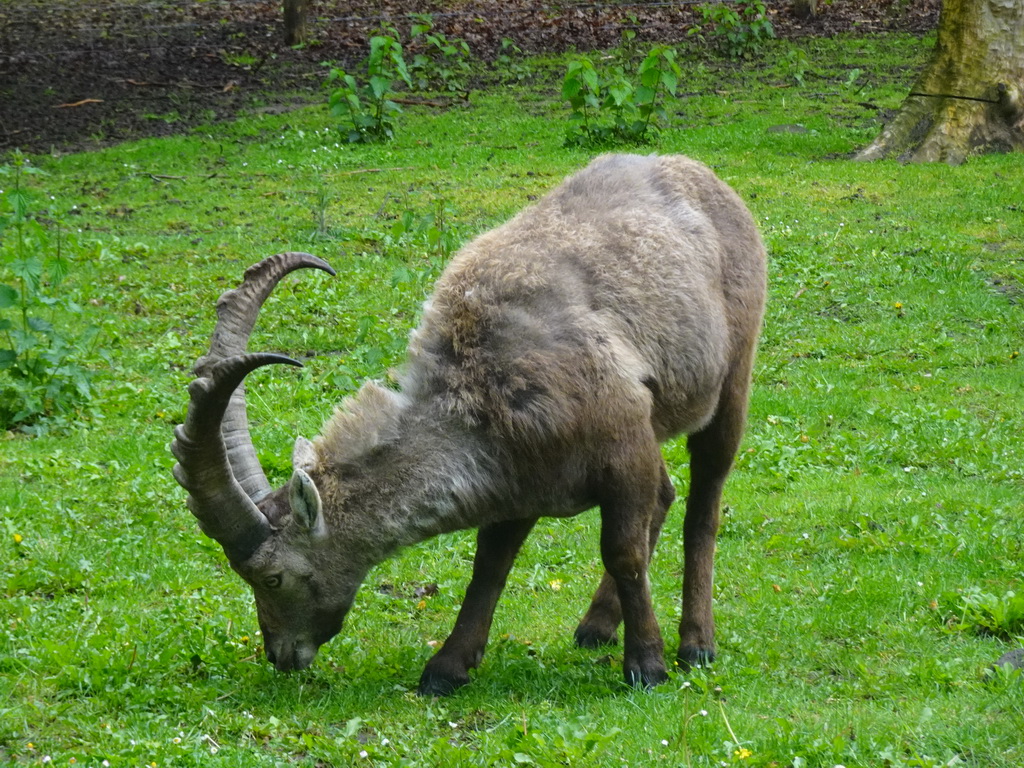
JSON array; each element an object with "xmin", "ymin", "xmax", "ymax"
[{"xmin": 265, "ymin": 640, "xmax": 318, "ymax": 672}]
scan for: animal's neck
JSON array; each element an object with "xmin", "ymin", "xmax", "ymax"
[{"xmin": 326, "ymin": 409, "xmax": 497, "ymax": 565}]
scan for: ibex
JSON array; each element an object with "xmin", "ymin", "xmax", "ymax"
[{"xmin": 171, "ymin": 153, "xmax": 766, "ymax": 694}]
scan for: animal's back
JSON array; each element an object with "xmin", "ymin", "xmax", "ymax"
[{"xmin": 404, "ymin": 154, "xmax": 766, "ymax": 445}]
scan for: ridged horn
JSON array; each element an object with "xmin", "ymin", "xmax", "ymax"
[
  {"xmin": 172, "ymin": 353, "xmax": 301, "ymax": 561},
  {"xmin": 194, "ymin": 252, "xmax": 335, "ymax": 502}
]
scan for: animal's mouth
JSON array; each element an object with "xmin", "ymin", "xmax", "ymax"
[{"xmin": 266, "ymin": 641, "xmax": 318, "ymax": 672}]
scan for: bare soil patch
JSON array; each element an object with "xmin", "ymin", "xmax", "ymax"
[{"xmin": 0, "ymin": 0, "xmax": 940, "ymax": 153}]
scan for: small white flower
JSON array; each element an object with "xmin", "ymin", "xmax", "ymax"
[
  {"xmin": 359, "ymin": 750, "xmax": 369, "ymax": 758},
  {"xmin": 661, "ymin": 739, "xmax": 669, "ymax": 746},
  {"xmin": 699, "ymin": 709, "xmax": 708, "ymax": 717},
  {"xmin": 682, "ymin": 681, "xmax": 691, "ymax": 688}
]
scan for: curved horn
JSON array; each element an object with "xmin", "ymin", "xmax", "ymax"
[
  {"xmin": 195, "ymin": 252, "xmax": 335, "ymax": 502},
  {"xmin": 172, "ymin": 353, "xmax": 301, "ymax": 561}
]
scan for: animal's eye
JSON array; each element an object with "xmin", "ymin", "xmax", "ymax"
[{"xmin": 264, "ymin": 574, "xmax": 283, "ymax": 589}]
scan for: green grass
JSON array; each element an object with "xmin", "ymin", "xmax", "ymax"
[{"xmin": 2, "ymin": 32, "xmax": 1023, "ymax": 768}]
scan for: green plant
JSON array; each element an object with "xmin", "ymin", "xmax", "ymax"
[
  {"xmin": 692, "ymin": 1, "xmax": 775, "ymax": 59},
  {"xmin": 408, "ymin": 14, "xmax": 473, "ymax": 95},
  {"xmin": 0, "ymin": 153, "xmax": 97, "ymax": 431},
  {"xmin": 327, "ymin": 32, "xmax": 412, "ymax": 143},
  {"xmin": 783, "ymin": 47, "xmax": 811, "ymax": 86},
  {"xmin": 956, "ymin": 588, "xmax": 1024, "ymax": 639},
  {"xmin": 389, "ymin": 198, "xmax": 462, "ymax": 261},
  {"xmin": 495, "ymin": 37, "xmax": 531, "ymax": 84},
  {"xmin": 612, "ymin": 14, "xmax": 641, "ymax": 66},
  {"xmin": 562, "ymin": 45, "xmax": 681, "ymax": 147}
]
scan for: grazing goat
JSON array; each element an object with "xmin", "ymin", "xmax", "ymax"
[{"xmin": 171, "ymin": 153, "xmax": 766, "ymax": 694}]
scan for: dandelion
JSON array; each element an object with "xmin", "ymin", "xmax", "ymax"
[
  {"xmin": 13, "ymin": 534, "xmax": 22, "ymax": 544},
  {"xmin": 549, "ymin": 579, "xmax": 563, "ymax": 591},
  {"xmin": 734, "ymin": 747, "xmax": 753, "ymax": 759}
]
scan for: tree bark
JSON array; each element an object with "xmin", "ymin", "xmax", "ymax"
[
  {"xmin": 792, "ymin": 0, "xmax": 818, "ymax": 19},
  {"xmin": 855, "ymin": 0, "xmax": 1024, "ymax": 164},
  {"xmin": 284, "ymin": 0, "xmax": 310, "ymax": 46}
]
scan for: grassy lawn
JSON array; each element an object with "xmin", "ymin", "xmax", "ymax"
[{"xmin": 2, "ymin": 31, "xmax": 1022, "ymax": 767}]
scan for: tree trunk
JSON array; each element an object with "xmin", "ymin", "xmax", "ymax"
[
  {"xmin": 792, "ymin": 0, "xmax": 818, "ymax": 19},
  {"xmin": 855, "ymin": 0, "xmax": 1024, "ymax": 164},
  {"xmin": 284, "ymin": 0, "xmax": 310, "ymax": 46}
]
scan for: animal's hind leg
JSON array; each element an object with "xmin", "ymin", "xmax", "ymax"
[
  {"xmin": 575, "ymin": 463, "xmax": 675, "ymax": 648},
  {"xmin": 419, "ymin": 517, "xmax": 536, "ymax": 696},
  {"xmin": 677, "ymin": 366, "xmax": 752, "ymax": 670}
]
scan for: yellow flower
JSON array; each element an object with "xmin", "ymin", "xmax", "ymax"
[
  {"xmin": 549, "ymin": 579, "xmax": 563, "ymax": 591},
  {"xmin": 13, "ymin": 534, "xmax": 22, "ymax": 544},
  {"xmin": 734, "ymin": 747, "xmax": 753, "ymax": 760}
]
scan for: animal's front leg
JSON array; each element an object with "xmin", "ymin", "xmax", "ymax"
[
  {"xmin": 418, "ymin": 517, "xmax": 537, "ymax": 696},
  {"xmin": 598, "ymin": 451, "xmax": 669, "ymax": 688}
]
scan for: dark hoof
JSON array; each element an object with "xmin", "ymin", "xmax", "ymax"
[
  {"xmin": 574, "ymin": 624, "xmax": 619, "ymax": 649},
  {"xmin": 624, "ymin": 662, "xmax": 670, "ymax": 689},
  {"xmin": 676, "ymin": 645, "xmax": 715, "ymax": 672},
  {"xmin": 417, "ymin": 667, "xmax": 470, "ymax": 697}
]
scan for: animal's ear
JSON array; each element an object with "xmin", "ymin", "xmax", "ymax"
[
  {"xmin": 292, "ymin": 436, "xmax": 318, "ymax": 473},
  {"xmin": 288, "ymin": 469, "xmax": 326, "ymax": 538}
]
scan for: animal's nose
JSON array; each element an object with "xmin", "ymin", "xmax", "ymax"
[{"xmin": 266, "ymin": 641, "xmax": 317, "ymax": 672}]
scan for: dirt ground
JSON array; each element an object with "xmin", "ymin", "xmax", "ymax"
[{"xmin": 0, "ymin": 0, "xmax": 940, "ymax": 154}]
